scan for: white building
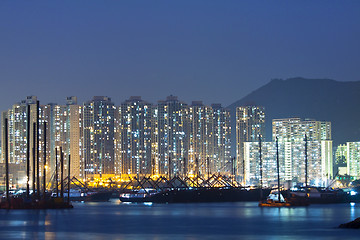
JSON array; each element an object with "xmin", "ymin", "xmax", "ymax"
[{"xmin": 243, "ymin": 118, "xmax": 333, "ymax": 187}]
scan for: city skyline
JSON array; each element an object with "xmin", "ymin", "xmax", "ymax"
[
  {"xmin": 1, "ymin": 95, "xmax": 233, "ymax": 185},
  {"xmin": 2, "ymin": 94, "xmax": 354, "ymax": 188},
  {"xmin": 1, "ymin": 2, "xmax": 360, "ymax": 237}
]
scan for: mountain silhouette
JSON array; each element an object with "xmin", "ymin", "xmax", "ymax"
[{"xmin": 227, "ymin": 77, "xmax": 360, "ymax": 155}]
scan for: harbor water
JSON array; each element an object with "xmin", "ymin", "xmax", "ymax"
[{"xmin": 0, "ymin": 200, "xmax": 359, "ymax": 239}]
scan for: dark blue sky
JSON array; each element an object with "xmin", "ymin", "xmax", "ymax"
[{"xmin": 1, "ymin": 1, "xmax": 359, "ymax": 111}]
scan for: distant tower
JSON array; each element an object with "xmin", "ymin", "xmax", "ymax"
[
  {"xmin": 185, "ymin": 101, "xmax": 214, "ymax": 176},
  {"xmin": 347, "ymin": 142, "xmax": 360, "ymax": 180},
  {"xmin": 117, "ymin": 96, "xmax": 153, "ymax": 176},
  {"xmin": 1, "ymin": 96, "xmax": 37, "ymax": 165},
  {"xmin": 156, "ymin": 95, "xmax": 187, "ymax": 176},
  {"xmin": 272, "ymin": 118, "xmax": 332, "ymax": 185},
  {"xmin": 83, "ymin": 96, "xmax": 115, "ymax": 176},
  {"xmin": 236, "ymin": 106, "xmax": 265, "ymax": 183},
  {"xmin": 1, "ymin": 96, "xmax": 42, "ymax": 187},
  {"xmin": 66, "ymin": 97, "xmax": 82, "ymax": 178},
  {"xmin": 211, "ymin": 104, "xmax": 231, "ymax": 174},
  {"xmin": 40, "ymin": 97, "xmax": 82, "ymax": 180}
]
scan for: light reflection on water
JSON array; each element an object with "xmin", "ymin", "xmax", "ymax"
[{"xmin": 0, "ymin": 200, "xmax": 359, "ymax": 240}]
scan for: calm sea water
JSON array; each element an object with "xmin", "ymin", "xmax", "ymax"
[{"xmin": 0, "ymin": 200, "xmax": 359, "ymax": 240}]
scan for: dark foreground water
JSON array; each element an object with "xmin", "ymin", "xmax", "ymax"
[{"xmin": 0, "ymin": 200, "xmax": 359, "ymax": 240}]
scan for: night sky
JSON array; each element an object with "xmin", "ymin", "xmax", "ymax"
[{"xmin": 1, "ymin": 1, "xmax": 359, "ymax": 111}]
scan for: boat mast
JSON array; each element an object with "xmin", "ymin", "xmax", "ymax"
[
  {"xmin": 151, "ymin": 158, "xmax": 155, "ymax": 176},
  {"xmin": 36, "ymin": 100, "xmax": 40, "ymax": 200},
  {"xmin": 26, "ymin": 104, "xmax": 30, "ymax": 198},
  {"xmin": 207, "ymin": 157, "xmax": 210, "ymax": 179},
  {"xmin": 55, "ymin": 147, "xmax": 59, "ymax": 197},
  {"xmin": 233, "ymin": 157, "xmax": 236, "ymax": 185},
  {"xmin": 32, "ymin": 122, "xmax": 36, "ymax": 196},
  {"xmin": 68, "ymin": 154, "xmax": 71, "ymax": 204},
  {"xmin": 168, "ymin": 156, "xmax": 171, "ymax": 179},
  {"xmin": 43, "ymin": 121, "xmax": 47, "ymax": 199},
  {"xmin": 276, "ymin": 137, "xmax": 280, "ymax": 202},
  {"xmin": 5, "ymin": 118, "xmax": 10, "ymax": 206},
  {"xmin": 259, "ymin": 134, "xmax": 263, "ymax": 200},
  {"xmin": 305, "ymin": 134, "xmax": 308, "ymax": 195},
  {"xmin": 183, "ymin": 157, "xmax": 187, "ymax": 178},
  {"xmin": 60, "ymin": 147, "xmax": 64, "ymax": 198}
]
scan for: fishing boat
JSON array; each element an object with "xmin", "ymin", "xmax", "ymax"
[{"xmin": 259, "ymin": 190, "xmax": 291, "ymax": 207}]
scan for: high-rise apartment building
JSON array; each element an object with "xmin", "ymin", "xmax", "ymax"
[
  {"xmin": 185, "ymin": 101, "xmax": 214, "ymax": 176},
  {"xmin": 272, "ymin": 118, "xmax": 331, "ymax": 142},
  {"xmin": 42, "ymin": 97, "xmax": 82, "ymax": 179},
  {"xmin": 2, "ymin": 95, "xmax": 234, "ymax": 181},
  {"xmin": 243, "ymin": 118, "xmax": 332, "ymax": 187},
  {"xmin": 156, "ymin": 96, "xmax": 187, "ymax": 176},
  {"xmin": 83, "ymin": 96, "xmax": 115, "ymax": 176},
  {"xmin": 116, "ymin": 96, "xmax": 153, "ymax": 176},
  {"xmin": 244, "ymin": 141, "xmax": 285, "ymax": 186},
  {"xmin": 1, "ymin": 96, "xmax": 42, "ymax": 187},
  {"xmin": 272, "ymin": 118, "xmax": 332, "ymax": 185},
  {"xmin": 65, "ymin": 97, "xmax": 82, "ymax": 178},
  {"xmin": 335, "ymin": 144, "xmax": 347, "ymax": 175},
  {"xmin": 236, "ymin": 106, "xmax": 265, "ymax": 183},
  {"xmin": 244, "ymin": 143, "xmax": 332, "ymax": 187},
  {"xmin": 211, "ymin": 104, "xmax": 231, "ymax": 174},
  {"xmin": 347, "ymin": 142, "xmax": 360, "ymax": 180}
]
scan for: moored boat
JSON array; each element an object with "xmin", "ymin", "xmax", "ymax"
[
  {"xmin": 119, "ymin": 189, "xmax": 158, "ymax": 203},
  {"xmin": 64, "ymin": 189, "xmax": 112, "ymax": 202},
  {"xmin": 284, "ymin": 187, "xmax": 348, "ymax": 204},
  {"xmin": 259, "ymin": 190, "xmax": 309, "ymax": 207},
  {"xmin": 119, "ymin": 187, "xmax": 271, "ymax": 203}
]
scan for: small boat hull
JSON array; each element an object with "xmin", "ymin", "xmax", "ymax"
[
  {"xmin": 259, "ymin": 201, "xmax": 291, "ymax": 207},
  {"xmin": 119, "ymin": 188, "xmax": 271, "ymax": 203},
  {"xmin": 65, "ymin": 191, "xmax": 112, "ymax": 202}
]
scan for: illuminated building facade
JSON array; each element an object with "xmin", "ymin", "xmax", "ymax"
[
  {"xmin": 156, "ymin": 95, "xmax": 187, "ymax": 176},
  {"xmin": 1, "ymin": 96, "xmax": 84, "ymax": 187},
  {"xmin": 211, "ymin": 104, "xmax": 231, "ymax": 174},
  {"xmin": 244, "ymin": 139, "xmax": 332, "ymax": 187},
  {"xmin": 272, "ymin": 118, "xmax": 333, "ymax": 186},
  {"xmin": 334, "ymin": 144, "xmax": 347, "ymax": 175},
  {"xmin": 1, "ymin": 96, "xmax": 40, "ymax": 187},
  {"xmin": 41, "ymin": 97, "xmax": 82, "ymax": 179},
  {"xmin": 272, "ymin": 118, "xmax": 331, "ymax": 143},
  {"xmin": 347, "ymin": 142, "xmax": 360, "ymax": 180},
  {"xmin": 244, "ymin": 118, "xmax": 332, "ymax": 187},
  {"xmin": 117, "ymin": 96, "xmax": 153, "ymax": 176},
  {"xmin": 2, "ymin": 95, "xmax": 233, "ymax": 181},
  {"xmin": 66, "ymin": 97, "xmax": 83, "ymax": 178},
  {"xmin": 244, "ymin": 141, "xmax": 285, "ymax": 186},
  {"xmin": 185, "ymin": 101, "xmax": 214, "ymax": 176},
  {"xmin": 236, "ymin": 106, "xmax": 265, "ymax": 183},
  {"xmin": 83, "ymin": 96, "xmax": 115, "ymax": 176}
]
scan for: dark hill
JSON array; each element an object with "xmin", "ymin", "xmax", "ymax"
[{"xmin": 227, "ymin": 77, "xmax": 360, "ymax": 154}]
